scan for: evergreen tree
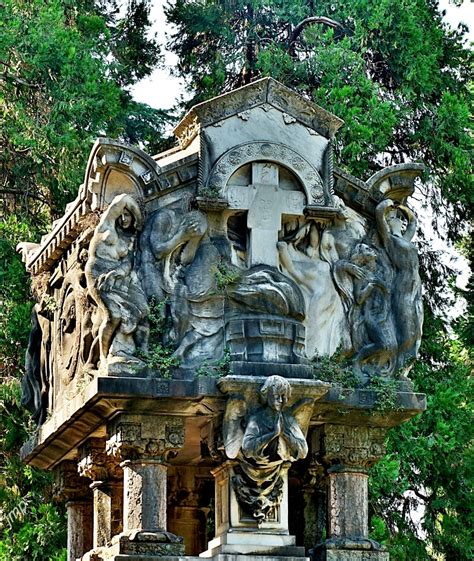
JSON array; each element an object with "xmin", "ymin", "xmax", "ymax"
[
  {"xmin": 165, "ymin": 1, "xmax": 473, "ymax": 558},
  {"xmin": 0, "ymin": 1, "xmax": 171, "ymax": 558},
  {"xmin": 166, "ymin": 0, "xmax": 473, "ymax": 234}
]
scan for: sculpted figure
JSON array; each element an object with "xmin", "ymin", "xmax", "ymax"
[
  {"xmin": 319, "ymin": 201, "xmax": 367, "ymax": 312},
  {"xmin": 171, "ymin": 218, "xmax": 225, "ymax": 366},
  {"xmin": 140, "ymin": 196, "xmax": 225, "ymax": 368},
  {"xmin": 85, "ymin": 194, "xmax": 148, "ymax": 367},
  {"xmin": 223, "ymin": 376, "xmax": 312, "ymax": 523},
  {"xmin": 376, "ymin": 199, "xmax": 423, "ymax": 368},
  {"xmin": 139, "ymin": 196, "xmax": 207, "ymax": 304},
  {"xmin": 349, "ymin": 243, "xmax": 397, "ymax": 381},
  {"xmin": 21, "ymin": 304, "xmax": 51, "ymax": 425},
  {"xmin": 278, "ymin": 219, "xmax": 350, "ymax": 357}
]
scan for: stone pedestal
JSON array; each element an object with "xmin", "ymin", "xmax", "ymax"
[
  {"xmin": 312, "ymin": 425, "xmax": 389, "ymax": 561},
  {"xmin": 200, "ymin": 459, "xmax": 302, "ymax": 558},
  {"xmin": 53, "ymin": 461, "xmax": 93, "ymax": 561}
]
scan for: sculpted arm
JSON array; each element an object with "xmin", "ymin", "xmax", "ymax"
[
  {"xmin": 242, "ymin": 415, "xmax": 280, "ymax": 458},
  {"xmin": 320, "ymin": 231, "xmax": 339, "ymax": 264},
  {"xmin": 375, "ymin": 199, "xmax": 392, "ymax": 244},
  {"xmin": 400, "ymin": 205, "xmax": 417, "ymax": 241}
]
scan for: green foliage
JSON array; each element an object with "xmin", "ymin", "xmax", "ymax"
[
  {"xmin": 367, "ymin": 376, "xmax": 400, "ymax": 413},
  {"xmin": 166, "ymin": 0, "xmax": 473, "ymax": 236},
  {"xmin": 137, "ymin": 343, "xmax": 180, "ymax": 379},
  {"xmin": 212, "ymin": 260, "xmax": 241, "ymax": 292},
  {"xmin": 1, "ymin": 0, "xmax": 172, "ymax": 220},
  {"xmin": 369, "ymin": 312, "xmax": 473, "ymax": 559},
  {"xmin": 0, "ymin": 502, "xmax": 67, "ymax": 561},
  {"xmin": 199, "ymin": 184, "xmax": 223, "ymax": 199},
  {"xmin": 0, "ymin": 1, "xmax": 172, "ymax": 557},
  {"xmin": 312, "ymin": 351, "xmax": 358, "ymax": 389},
  {"xmin": 136, "ymin": 297, "xmax": 180, "ymax": 378},
  {"xmin": 148, "ymin": 297, "xmax": 169, "ymax": 338},
  {"xmin": 196, "ymin": 347, "xmax": 232, "ymax": 378}
]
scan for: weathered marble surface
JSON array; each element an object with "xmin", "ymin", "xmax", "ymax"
[{"xmin": 17, "ymin": 78, "xmax": 427, "ymax": 561}]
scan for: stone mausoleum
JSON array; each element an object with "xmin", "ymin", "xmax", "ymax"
[{"xmin": 18, "ymin": 78, "xmax": 426, "ymax": 561}]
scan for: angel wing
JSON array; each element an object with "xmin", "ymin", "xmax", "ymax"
[
  {"xmin": 289, "ymin": 397, "xmax": 315, "ymax": 435},
  {"xmin": 222, "ymin": 395, "xmax": 247, "ymax": 459}
]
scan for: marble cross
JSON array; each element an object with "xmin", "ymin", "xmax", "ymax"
[{"xmin": 227, "ymin": 162, "xmax": 306, "ymax": 267}]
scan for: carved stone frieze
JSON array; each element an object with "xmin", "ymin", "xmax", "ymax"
[
  {"xmin": 53, "ymin": 460, "xmax": 92, "ymax": 503},
  {"xmin": 18, "ymin": 77, "xmax": 425, "ymax": 432},
  {"xmin": 207, "ymin": 141, "xmax": 325, "ymax": 204}
]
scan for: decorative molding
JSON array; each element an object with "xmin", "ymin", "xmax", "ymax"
[
  {"xmin": 106, "ymin": 415, "xmax": 185, "ymax": 463},
  {"xmin": 320, "ymin": 425, "xmax": 387, "ymax": 470},
  {"xmin": 52, "ymin": 460, "xmax": 92, "ymax": 503},
  {"xmin": 174, "ymin": 77, "xmax": 343, "ymax": 149},
  {"xmin": 78, "ymin": 438, "xmax": 122, "ymax": 482},
  {"xmin": 206, "ymin": 141, "xmax": 326, "ymax": 205}
]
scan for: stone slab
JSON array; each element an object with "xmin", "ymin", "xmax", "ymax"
[
  {"xmin": 207, "ymin": 532, "xmax": 296, "ymax": 548},
  {"xmin": 110, "ymin": 557, "xmax": 309, "ymax": 561},
  {"xmin": 21, "ymin": 374, "xmax": 426, "ymax": 469},
  {"xmin": 201, "ymin": 545, "xmax": 306, "ymax": 558},
  {"xmin": 314, "ymin": 551, "xmax": 389, "ymax": 561}
]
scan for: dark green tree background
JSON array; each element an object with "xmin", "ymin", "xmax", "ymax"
[
  {"xmin": 0, "ymin": 0, "xmax": 472, "ymax": 559},
  {"xmin": 0, "ymin": 1, "xmax": 171, "ymax": 559}
]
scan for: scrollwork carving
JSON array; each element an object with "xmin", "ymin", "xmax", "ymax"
[
  {"xmin": 205, "ymin": 141, "xmax": 325, "ymax": 205},
  {"xmin": 320, "ymin": 425, "xmax": 386, "ymax": 470}
]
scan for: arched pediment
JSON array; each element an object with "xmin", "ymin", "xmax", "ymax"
[{"xmin": 84, "ymin": 138, "xmax": 162, "ymax": 210}]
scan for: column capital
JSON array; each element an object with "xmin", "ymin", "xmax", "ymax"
[
  {"xmin": 320, "ymin": 425, "xmax": 387, "ymax": 471},
  {"xmin": 106, "ymin": 414, "xmax": 185, "ymax": 463},
  {"xmin": 53, "ymin": 460, "xmax": 92, "ymax": 503},
  {"xmin": 78, "ymin": 437, "xmax": 122, "ymax": 482}
]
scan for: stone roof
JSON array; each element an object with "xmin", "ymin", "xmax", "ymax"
[{"xmin": 174, "ymin": 77, "xmax": 344, "ymax": 149}]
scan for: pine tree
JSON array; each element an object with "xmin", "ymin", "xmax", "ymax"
[{"xmin": 166, "ymin": 0, "xmax": 473, "ymax": 234}]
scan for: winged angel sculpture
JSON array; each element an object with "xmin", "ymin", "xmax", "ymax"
[{"xmin": 223, "ymin": 375, "xmax": 313, "ymax": 523}]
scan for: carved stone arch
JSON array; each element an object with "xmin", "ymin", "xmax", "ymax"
[
  {"xmin": 205, "ymin": 141, "xmax": 325, "ymax": 204},
  {"xmin": 83, "ymin": 138, "xmax": 163, "ymax": 211}
]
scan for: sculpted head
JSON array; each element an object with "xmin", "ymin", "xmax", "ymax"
[
  {"xmin": 119, "ymin": 208, "xmax": 134, "ymax": 230},
  {"xmin": 351, "ymin": 243, "xmax": 377, "ymax": 267},
  {"xmin": 260, "ymin": 375, "xmax": 291, "ymax": 412}
]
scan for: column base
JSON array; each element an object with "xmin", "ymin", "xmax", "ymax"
[
  {"xmin": 311, "ymin": 538, "xmax": 389, "ymax": 561},
  {"xmin": 80, "ymin": 531, "xmax": 185, "ymax": 560},
  {"xmin": 200, "ymin": 532, "xmax": 304, "ymax": 558}
]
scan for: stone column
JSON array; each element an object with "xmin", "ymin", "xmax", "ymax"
[
  {"xmin": 105, "ymin": 414, "xmax": 186, "ymax": 557},
  {"xmin": 78, "ymin": 438, "xmax": 123, "ymax": 549},
  {"xmin": 313, "ymin": 425, "xmax": 389, "ymax": 561},
  {"xmin": 53, "ymin": 460, "xmax": 93, "ymax": 561},
  {"xmin": 122, "ymin": 458, "xmax": 167, "ymax": 532},
  {"xmin": 302, "ymin": 463, "xmax": 327, "ymax": 551}
]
